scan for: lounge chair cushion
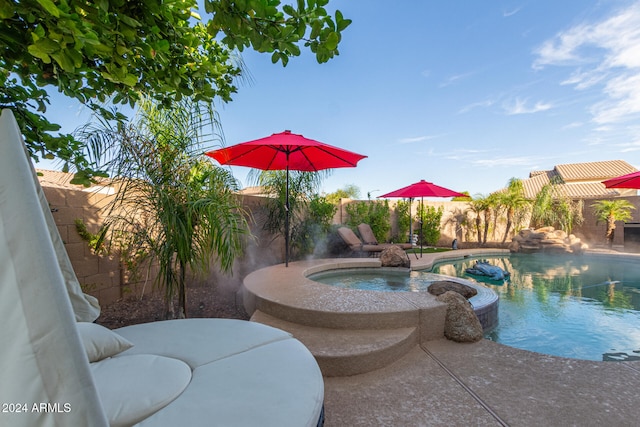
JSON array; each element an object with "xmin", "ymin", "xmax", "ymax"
[
  {"xmin": 357, "ymin": 223, "xmax": 379, "ymax": 244},
  {"xmin": 77, "ymin": 322, "xmax": 134, "ymax": 362},
  {"xmin": 91, "ymin": 354, "xmax": 191, "ymax": 427},
  {"xmin": 116, "ymin": 319, "xmax": 325, "ymax": 427}
]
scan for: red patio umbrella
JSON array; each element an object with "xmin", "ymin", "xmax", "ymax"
[
  {"xmin": 379, "ymin": 180, "xmax": 466, "ymax": 256},
  {"xmin": 602, "ymin": 170, "xmax": 640, "ymax": 189},
  {"xmin": 206, "ymin": 130, "xmax": 367, "ymax": 266}
]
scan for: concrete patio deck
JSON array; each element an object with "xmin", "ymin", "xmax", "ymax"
[{"xmin": 245, "ymin": 249, "xmax": 640, "ymax": 426}]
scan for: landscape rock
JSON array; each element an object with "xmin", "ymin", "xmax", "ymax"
[
  {"xmin": 436, "ymin": 291, "xmax": 483, "ymax": 343},
  {"xmin": 510, "ymin": 226, "xmax": 587, "ymax": 254},
  {"xmin": 380, "ymin": 246, "xmax": 411, "ymax": 268},
  {"xmin": 428, "ymin": 281, "xmax": 478, "ymax": 299}
]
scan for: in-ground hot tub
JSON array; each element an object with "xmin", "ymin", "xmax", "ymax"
[
  {"xmin": 242, "ymin": 258, "xmax": 499, "ymax": 340},
  {"xmin": 307, "ymin": 267, "xmax": 499, "ymax": 331}
]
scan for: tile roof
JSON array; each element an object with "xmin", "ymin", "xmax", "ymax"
[{"xmin": 518, "ymin": 160, "xmax": 638, "ymax": 199}]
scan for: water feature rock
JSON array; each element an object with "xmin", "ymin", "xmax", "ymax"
[
  {"xmin": 510, "ymin": 226, "xmax": 587, "ymax": 254},
  {"xmin": 428, "ymin": 281, "xmax": 477, "ymax": 299},
  {"xmin": 436, "ymin": 291, "xmax": 483, "ymax": 343},
  {"xmin": 379, "ymin": 246, "xmax": 410, "ymax": 268}
]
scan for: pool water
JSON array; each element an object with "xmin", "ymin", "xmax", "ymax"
[
  {"xmin": 431, "ymin": 253, "xmax": 640, "ymax": 361},
  {"xmin": 311, "ymin": 268, "xmax": 459, "ymax": 292}
]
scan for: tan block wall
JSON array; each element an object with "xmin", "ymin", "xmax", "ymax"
[
  {"xmin": 44, "ymin": 181, "xmax": 640, "ymax": 308},
  {"xmin": 335, "ymin": 196, "xmax": 640, "ymax": 250},
  {"xmin": 42, "ymin": 186, "xmax": 285, "ymax": 307}
]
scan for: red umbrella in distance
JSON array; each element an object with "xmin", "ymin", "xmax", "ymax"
[
  {"xmin": 380, "ymin": 179, "xmax": 467, "ymax": 199},
  {"xmin": 380, "ymin": 180, "xmax": 466, "ymax": 256},
  {"xmin": 206, "ymin": 130, "xmax": 367, "ymax": 266},
  {"xmin": 602, "ymin": 170, "xmax": 640, "ymax": 189}
]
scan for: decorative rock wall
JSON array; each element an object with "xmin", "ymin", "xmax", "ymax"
[{"xmin": 509, "ymin": 226, "xmax": 588, "ymax": 254}]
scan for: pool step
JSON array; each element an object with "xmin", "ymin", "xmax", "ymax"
[{"xmin": 251, "ymin": 310, "xmax": 418, "ymax": 377}]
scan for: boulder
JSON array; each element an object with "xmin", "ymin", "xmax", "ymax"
[
  {"xmin": 428, "ymin": 281, "xmax": 478, "ymax": 299},
  {"xmin": 436, "ymin": 291, "xmax": 483, "ymax": 343},
  {"xmin": 379, "ymin": 246, "xmax": 410, "ymax": 268},
  {"xmin": 510, "ymin": 227, "xmax": 588, "ymax": 254}
]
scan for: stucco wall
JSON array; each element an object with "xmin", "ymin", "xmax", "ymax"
[{"xmin": 44, "ymin": 182, "xmax": 640, "ymax": 307}]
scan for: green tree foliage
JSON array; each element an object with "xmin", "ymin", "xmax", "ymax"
[
  {"xmin": 416, "ymin": 204, "xmax": 443, "ymax": 246},
  {"xmin": 591, "ymin": 199, "xmax": 636, "ymax": 247},
  {"xmin": 325, "ymin": 183, "xmax": 360, "ymax": 205},
  {"xmin": 468, "ymin": 193, "xmax": 498, "ymax": 245},
  {"xmin": 530, "ymin": 178, "xmax": 584, "ymax": 234},
  {"xmin": 81, "ymin": 99, "xmax": 250, "ymax": 318},
  {"xmin": 295, "ymin": 194, "xmax": 337, "ymax": 256},
  {"xmin": 0, "ymin": 0, "xmax": 351, "ymax": 184},
  {"xmin": 394, "ymin": 200, "xmax": 411, "ymax": 243},
  {"xmin": 498, "ymin": 178, "xmax": 530, "ymax": 243},
  {"xmin": 452, "ymin": 191, "xmax": 471, "ymax": 201},
  {"xmin": 250, "ymin": 169, "xmax": 327, "ymax": 261},
  {"xmin": 345, "ymin": 199, "xmax": 390, "ymax": 243}
]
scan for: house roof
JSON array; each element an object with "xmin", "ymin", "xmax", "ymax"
[{"xmin": 520, "ymin": 160, "xmax": 638, "ymax": 199}]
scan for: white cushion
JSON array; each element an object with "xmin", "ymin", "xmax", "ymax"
[
  {"xmin": 91, "ymin": 354, "xmax": 191, "ymax": 427},
  {"xmin": 77, "ymin": 322, "xmax": 133, "ymax": 362},
  {"xmin": 115, "ymin": 318, "xmax": 293, "ymax": 368}
]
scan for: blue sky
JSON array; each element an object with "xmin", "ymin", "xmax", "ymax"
[{"xmin": 45, "ymin": 0, "xmax": 640, "ymax": 198}]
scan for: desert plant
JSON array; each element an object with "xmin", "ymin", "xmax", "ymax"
[
  {"xmin": 250, "ymin": 169, "xmax": 327, "ymax": 261},
  {"xmin": 294, "ymin": 194, "xmax": 337, "ymax": 256},
  {"xmin": 395, "ymin": 200, "xmax": 411, "ymax": 243},
  {"xmin": 80, "ymin": 98, "xmax": 250, "ymax": 318},
  {"xmin": 416, "ymin": 204, "xmax": 444, "ymax": 246},
  {"xmin": 345, "ymin": 199, "xmax": 390, "ymax": 242},
  {"xmin": 591, "ymin": 199, "xmax": 636, "ymax": 247},
  {"xmin": 531, "ymin": 179, "xmax": 584, "ymax": 234},
  {"xmin": 498, "ymin": 178, "xmax": 531, "ymax": 243}
]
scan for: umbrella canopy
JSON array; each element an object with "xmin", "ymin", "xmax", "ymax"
[
  {"xmin": 206, "ymin": 130, "xmax": 366, "ymax": 172},
  {"xmin": 602, "ymin": 170, "xmax": 640, "ymax": 189},
  {"xmin": 380, "ymin": 180, "xmax": 466, "ymax": 256},
  {"xmin": 206, "ymin": 130, "xmax": 367, "ymax": 266},
  {"xmin": 379, "ymin": 179, "xmax": 466, "ymax": 199}
]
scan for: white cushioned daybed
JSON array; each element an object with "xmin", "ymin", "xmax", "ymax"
[{"xmin": 0, "ymin": 109, "xmax": 324, "ymax": 427}]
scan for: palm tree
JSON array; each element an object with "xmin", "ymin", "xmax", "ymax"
[
  {"xmin": 530, "ymin": 177, "xmax": 584, "ymax": 233},
  {"xmin": 591, "ymin": 199, "xmax": 636, "ymax": 247},
  {"xmin": 80, "ymin": 99, "xmax": 250, "ymax": 318},
  {"xmin": 468, "ymin": 196, "xmax": 487, "ymax": 244},
  {"xmin": 499, "ymin": 178, "xmax": 530, "ymax": 243}
]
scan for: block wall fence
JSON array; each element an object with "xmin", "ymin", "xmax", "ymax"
[{"xmin": 42, "ymin": 180, "xmax": 640, "ymax": 307}]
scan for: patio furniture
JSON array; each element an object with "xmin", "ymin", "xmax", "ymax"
[
  {"xmin": 0, "ymin": 109, "xmax": 324, "ymax": 427},
  {"xmin": 357, "ymin": 223, "xmax": 413, "ymax": 249},
  {"xmin": 337, "ymin": 226, "xmax": 391, "ymax": 257}
]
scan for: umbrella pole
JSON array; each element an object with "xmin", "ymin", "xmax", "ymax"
[
  {"xmin": 420, "ymin": 197, "xmax": 423, "ymax": 258},
  {"xmin": 285, "ymin": 164, "xmax": 290, "ymax": 267}
]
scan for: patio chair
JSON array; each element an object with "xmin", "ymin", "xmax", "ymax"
[
  {"xmin": 0, "ymin": 109, "xmax": 324, "ymax": 427},
  {"xmin": 337, "ymin": 226, "xmax": 390, "ymax": 257},
  {"xmin": 357, "ymin": 223, "xmax": 413, "ymax": 249},
  {"xmin": 356, "ymin": 223, "xmax": 417, "ymax": 260}
]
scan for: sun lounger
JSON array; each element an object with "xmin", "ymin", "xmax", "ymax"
[
  {"xmin": 337, "ymin": 227, "xmax": 386, "ymax": 256},
  {"xmin": 0, "ymin": 109, "xmax": 324, "ymax": 427},
  {"xmin": 357, "ymin": 223, "xmax": 413, "ymax": 249}
]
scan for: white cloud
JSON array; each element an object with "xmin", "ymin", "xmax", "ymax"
[
  {"xmin": 470, "ymin": 156, "xmax": 541, "ymax": 167},
  {"xmin": 459, "ymin": 99, "xmax": 495, "ymax": 114},
  {"xmin": 439, "ymin": 71, "xmax": 475, "ymax": 87},
  {"xmin": 504, "ymin": 98, "xmax": 553, "ymax": 115},
  {"xmin": 503, "ymin": 6, "xmax": 522, "ymax": 18},
  {"xmin": 562, "ymin": 121, "xmax": 583, "ymax": 130},
  {"xmin": 533, "ymin": 2, "xmax": 640, "ymax": 124},
  {"xmin": 397, "ymin": 135, "xmax": 440, "ymax": 144}
]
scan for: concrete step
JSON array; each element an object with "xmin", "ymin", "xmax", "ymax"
[{"xmin": 251, "ymin": 310, "xmax": 418, "ymax": 377}]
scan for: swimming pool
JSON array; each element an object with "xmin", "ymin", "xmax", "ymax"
[{"xmin": 431, "ymin": 253, "xmax": 640, "ymax": 361}]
